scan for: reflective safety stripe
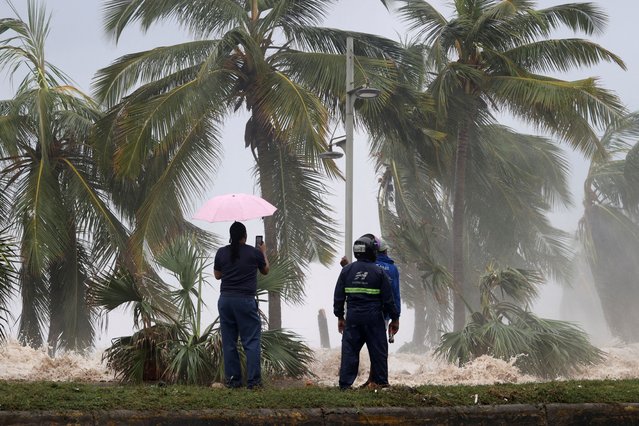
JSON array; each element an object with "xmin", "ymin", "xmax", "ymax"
[{"xmin": 345, "ymin": 287, "xmax": 380, "ymax": 295}]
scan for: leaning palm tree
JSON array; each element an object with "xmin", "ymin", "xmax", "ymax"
[
  {"xmin": 578, "ymin": 111, "xmax": 639, "ymax": 342},
  {"xmin": 376, "ymin": 129, "xmax": 453, "ymax": 349},
  {"xmin": 377, "ymin": 122, "xmax": 575, "ymax": 345},
  {"xmin": 93, "ymin": 0, "xmax": 412, "ymax": 329},
  {"xmin": 393, "ymin": 0, "xmax": 626, "ymax": 330},
  {"xmin": 0, "ymin": 0, "xmax": 129, "ymax": 351}
]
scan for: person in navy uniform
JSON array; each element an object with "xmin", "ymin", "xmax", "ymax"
[{"xmin": 333, "ymin": 234, "xmax": 400, "ymax": 389}]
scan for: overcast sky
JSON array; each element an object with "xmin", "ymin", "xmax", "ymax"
[{"xmin": 1, "ymin": 1, "xmax": 637, "ymax": 349}]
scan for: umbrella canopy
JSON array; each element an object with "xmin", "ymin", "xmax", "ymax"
[{"xmin": 193, "ymin": 193, "xmax": 277, "ymax": 223}]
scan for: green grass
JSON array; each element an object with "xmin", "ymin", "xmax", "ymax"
[{"xmin": 1, "ymin": 380, "xmax": 639, "ymax": 411}]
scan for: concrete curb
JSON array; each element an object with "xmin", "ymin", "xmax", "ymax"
[{"xmin": 1, "ymin": 403, "xmax": 639, "ymax": 425}]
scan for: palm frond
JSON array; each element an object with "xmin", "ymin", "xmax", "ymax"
[
  {"xmin": 89, "ymin": 267, "xmax": 175, "ymax": 329},
  {"xmin": 256, "ymin": 256, "xmax": 305, "ymax": 306},
  {"xmin": 93, "ymin": 40, "xmax": 222, "ymax": 106},
  {"xmin": 0, "ymin": 228, "xmax": 18, "ymax": 342},
  {"xmin": 47, "ymin": 241, "xmax": 95, "ymax": 352},
  {"xmin": 256, "ymin": 143, "xmax": 338, "ymax": 270},
  {"xmin": 102, "ymin": 0, "xmax": 247, "ymax": 42},
  {"xmin": 260, "ymin": 328, "xmax": 315, "ymax": 378}
]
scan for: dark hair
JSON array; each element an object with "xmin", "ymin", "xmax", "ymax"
[{"xmin": 229, "ymin": 221, "xmax": 247, "ymax": 262}]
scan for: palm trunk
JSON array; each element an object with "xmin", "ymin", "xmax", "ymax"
[
  {"xmin": 412, "ymin": 299, "xmax": 426, "ymax": 347},
  {"xmin": 254, "ymin": 133, "xmax": 282, "ymax": 330},
  {"xmin": 263, "ymin": 214, "xmax": 281, "ymax": 329},
  {"xmin": 452, "ymin": 122, "xmax": 469, "ymax": 331},
  {"xmin": 18, "ymin": 265, "xmax": 44, "ymax": 348}
]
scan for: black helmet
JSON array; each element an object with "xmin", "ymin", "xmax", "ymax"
[{"xmin": 353, "ymin": 234, "xmax": 378, "ymax": 261}]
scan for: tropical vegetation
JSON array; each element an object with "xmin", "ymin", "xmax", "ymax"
[
  {"xmin": 0, "ymin": 0, "xmax": 129, "ymax": 353},
  {"xmin": 388, "ymin": 0, "xmax": 626, "ymax": 331},
  {"xmin": 95, "ymin": 235, "xmax": 314, "ymax": 384},
  {"xmin": 376, "ymin": 121, "xmax": 577, "ymax": 348},
  {"xmin": 0, "ymin": 0, "xmax": 637, "ymax": 388}
]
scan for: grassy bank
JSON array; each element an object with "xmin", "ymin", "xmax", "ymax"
[{"xmin": 1, "ymin": 379, "xmax": 639, "ymax": 411}]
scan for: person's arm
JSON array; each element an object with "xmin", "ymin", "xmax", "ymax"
[
  {"xmin": 380, "ymin": 270, "xmax": 400, "ymax": 338},
  {"xmin": 392, "ymin": 266, "xmax": 401, "ymax": 317},
  {"xmin": 258, "ymin": 243, "xmax": 270, "ymax": 275},
  {"xmin": 213, "ymin": 250, "xmax": 222, "ymax": 280},
  {"xmin": 380, "ymin": 270, "xmax": 399, "ymax": 327}
]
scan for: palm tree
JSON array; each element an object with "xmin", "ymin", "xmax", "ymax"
[
  {"xmin": 93, "ymin": 0, "xmax": 411, "ymax": 329},
  {"xmin": 0, "ymin": 0, "xmax": 128, "ymax": 351},
  {"xmin": 393, "ymin": 0, "xmax": 626, "ymax": 330},
  {"xmin": 578, "ymin": 111, "xmax": 639, "ymax": 342}
]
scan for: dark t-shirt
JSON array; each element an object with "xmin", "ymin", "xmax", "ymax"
[{"xmin": 214, "ymin": 244, "xmax": 266, "ymax": 297}]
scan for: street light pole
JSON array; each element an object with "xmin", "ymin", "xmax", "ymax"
[
  {"xmin": 344, "ymin": 36, "xmax": 355, "ymax": 262},
  {"xmin": 320, "ymin": 37, "xmax": 378, "ymax": 261}
]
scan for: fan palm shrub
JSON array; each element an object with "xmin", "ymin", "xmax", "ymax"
[
  {"xmin": 97, "ymin": 235, "xmax": 314, "ymax": 384},
  {"xmin": 435, "ymin": 263, "xmax": 604, "ymax": 379}
]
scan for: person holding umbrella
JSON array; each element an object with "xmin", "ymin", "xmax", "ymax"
[{"xmin": 214, "ymin": 221, "xmax": 269, "ymax": 389}]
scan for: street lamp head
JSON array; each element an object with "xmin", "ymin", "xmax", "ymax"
[
  {"xmin": 353, "ymin": 86, "xmax": 381, "ymax": 99},
  {"xmin": 319, "ymin": 136, "xmax": 346, "ymax": 159},
  {"xmin": 319, "ymin": 149, "xmax": 344, "ymax": 160}
]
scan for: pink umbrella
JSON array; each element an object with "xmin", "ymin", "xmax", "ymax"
[{"xmin": 193, "ymin": 193, "xmax": 277, "ymax": 223}]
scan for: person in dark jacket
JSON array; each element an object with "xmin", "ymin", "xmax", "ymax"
[
  {"xmin": 333, "ymin": 234, "xmax": 400, "ymax": 389},
  {"xmin": 360, "ymin": 237, "xmax": 402, "ymax": 387},
  {"xmin": 375, "ymin": 239, "xmax": 401, "ymax": 329},
  {"xmin": 214, "ymin": 221, "xmax": 269, "ymax": 389}
]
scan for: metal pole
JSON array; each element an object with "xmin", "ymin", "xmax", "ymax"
[{"xmin": 345, "ymin": 37, "xmax": 354, "ymax": 262}]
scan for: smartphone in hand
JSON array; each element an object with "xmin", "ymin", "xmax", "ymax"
[{"xmin": 255, "ymin": 235, "xmax": 263, "ymax": 247}]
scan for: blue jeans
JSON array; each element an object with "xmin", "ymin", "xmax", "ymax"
[{"xmin": 218, "ymin": 295, "xmax": 262, "ymax": 387}]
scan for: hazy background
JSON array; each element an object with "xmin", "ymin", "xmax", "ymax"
[{"xmin": 1, "ymin": 0, "xmax": 637, "ymax": 350}]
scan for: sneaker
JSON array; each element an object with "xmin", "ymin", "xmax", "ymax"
[{"xmin": 364, "ymin": 382, "xmax": 390, "ymax": 390}]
